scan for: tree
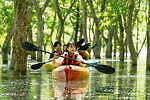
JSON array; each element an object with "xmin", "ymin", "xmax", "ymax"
[
  {"xmin": 9, "ymin": 0, "xmax": 29, "ymax": 75},
  {"xmin": 125, "ymin": 0, "xmax": 137, "ymax": 65},
  {"xmin": 32, "ymin": 0, "xmax": 50, "ymax": 61},
  {"xmin": 146, "ymin": 0, "xmax": 150, "ymax": 70}
]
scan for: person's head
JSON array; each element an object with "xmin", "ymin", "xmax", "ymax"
[
  {"xmin": 63, "ymin": 44, "xmax": 67, "ymax": 52},
  {"xmin": 66, "ymin": 42, "xmax": 76, "ymax": 54},
  {"xmin": 54, "ymin": 41, "xmax": 62, "ymax": 51}
]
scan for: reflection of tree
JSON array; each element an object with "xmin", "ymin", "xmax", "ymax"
[
  {"xmin": 146, "ymin": 71, "xmax": 150, "ymax": 100},
  {"xmin": 116, "ymin": 62, "xmax": 137, "ymax": 99},
  {"xmin": 34, "ymin": 73, "xmax": 42, "ymax": 100},
  {"xmin": 87, "ymin": 60, "xmax": 115, "ymax": 99},
  {"xmin": 1, "ymin": 74, "xmax": 31, "ymax": 100}
]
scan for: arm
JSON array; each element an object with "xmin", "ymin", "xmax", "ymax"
[{"xmin": 52, "ymin": 53, "xmax": 65, "ymax": 67}]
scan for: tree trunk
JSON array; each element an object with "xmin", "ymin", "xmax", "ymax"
[
  {"xmin": 10, "ymin": 0, "xmax": 28, "ymax": 75},
  {"xmin": 74, "ymin": 4, "xmax": 80, "ymax": 43},
  {"xmin": 146, "ymin": 0, "xmax": 150, "ymax": 70},
  {"xmin": 32, "ymin": 0, "xmax": 50, "ymax": 61},
  {"xmin": 81, "ymin": 0, "xmax": 88, "ymax": 42},
  {"xmin": 87, "ymin": 0, "xmax": 102, "ymax": 58},
  {"xmin": 36, "ymin": 12, "xmax": 44, "ymax": 61},
  {"xmin": 27, "ymin": 1, "xmax": 36, "ymax": 60},
  {"xmin": 2, "ymin": 23, "xmax": 14, "ymax": 64},
  {"xmin": 118, "ymin": 15, "xmax": 125, "ymax": 61},
  {"xmin": 54, "ymin": 0, "xmax": 76, "ymax": 42},
  {"xmin": 125, "ymin": 0, "xmax": 137, "ymax": 65},
  {"xmin": 106, "ymin": 26, "xmax": 114, "ymax": 58},
  {"xmin": 113, "ymin": 26, "xmax": 118, "ymax": 57}
]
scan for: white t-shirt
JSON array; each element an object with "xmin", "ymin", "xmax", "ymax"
[{"xmin": 56, "ymin": 52, "xmax": 86, "ymax": 64}]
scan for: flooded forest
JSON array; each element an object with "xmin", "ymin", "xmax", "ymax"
[{"xmin": 0, "ymin": 0, "xmax": 150, "ymax": 100}]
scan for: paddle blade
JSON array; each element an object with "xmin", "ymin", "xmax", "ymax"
[
  {"xmin": 94, "ymin": 64, "xmax": 115, "ymax": 74},
  {"xmin": 75, "ymin": 39, "xmax": 85, "ymax": 47},
  {"xmin": 31, "ymin": 62, "xmax": 45, "ymax": 70},
  {"xmin": 78, "ymin": 43, "xmax": 90, "ymax": 50},
  {"xmin": 22, "ymin": 41, "xmax": 40, "ymax": 51}
]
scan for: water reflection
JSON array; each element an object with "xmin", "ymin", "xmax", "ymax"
[
  {"xmin": 0, "ymin": 58, "xmax": 149, "ymax": 100},
  {"xmin": 0, "ymin": 74, "xmax": 31, "ymax": 100},
  {"xmin": 52, "ymin": 80, "xmax": 88, "ymax": 100}
]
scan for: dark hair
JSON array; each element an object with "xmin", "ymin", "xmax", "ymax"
[
  {"xmin": 53, "ymin": 41, "xmax": 61, "ymax": 47},
  {"xmin": 66, "ymin": 42, "xmax": 75, "ymax": 48}
]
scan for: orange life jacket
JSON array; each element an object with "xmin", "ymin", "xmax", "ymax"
[{"xmin": 62, "ymin": 53, "xmax": 80, "ymax": 65}]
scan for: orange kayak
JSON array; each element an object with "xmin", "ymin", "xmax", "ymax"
[{"xmin": 52, "ymin": 65, "xmax": 89, "ymax": 81}]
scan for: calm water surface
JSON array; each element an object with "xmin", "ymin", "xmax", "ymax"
[{"xmin": 0, "ymin": 57, "xmax": 149, "ymax": 100}]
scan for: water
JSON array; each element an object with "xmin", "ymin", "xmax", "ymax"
[{"xmin": 0, "ymin": 57, "xmax": 149, "ymax": 100}]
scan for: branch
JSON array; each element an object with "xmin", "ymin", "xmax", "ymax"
[
  {"xmin": 64, "ymin": 0, "xmax": 76, "ymax": 20},
  {"xmin": 41, "ymin": 0, "xmax": 51, "ymax": 14}
]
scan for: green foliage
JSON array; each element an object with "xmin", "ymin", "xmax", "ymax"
[{"xmin": 0, "ymin": 0, "xmax": 14, "ymax": 46}]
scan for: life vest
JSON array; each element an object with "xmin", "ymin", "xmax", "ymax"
[{"xmin": 62, "ymin": 53, "xmax": 80, "ymax": 65}]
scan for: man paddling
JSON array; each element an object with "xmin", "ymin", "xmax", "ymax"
[
  {"xmin": 50, "ymin": 41, "xmax": 63, "ymax": 59},
  {"xmin": 52, "ymin": 43, "xmax": 86, "ymax": 67}
]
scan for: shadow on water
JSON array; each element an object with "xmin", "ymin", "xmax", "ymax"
[{"xmin": 0, "ymin": 57, "xmax": 149, "ymax": 100}]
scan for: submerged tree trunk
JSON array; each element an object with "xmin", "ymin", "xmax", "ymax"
[
  {"xmin": 146, "ymin": 0, "xmax": 150, "ymax": 70},
  {"xmin": 106, "ymin": 26, "xmax": 114, "ymax": 58},
  {"xmin": 118, "ymin": 15, "xmax": 125, "ymax": 61},
  {"xmin": 125, "ymin": 0, "xmax": 137, "ymax": 65},
  {"xmin": 36, "ymin": 13, "xmax": 44, "ymax": 61},
  {"xmin": 113, "ymin": 26, "xmax": 118, "ymax": 57},
  {"xmin": 27, "ymin": 1, "xmax": 36, "ymax": 60},
  {"xmin": 10, "ymin": 0, "xmax": 28, "ymax": 75},
  {"xmin": 87, "ymin": 0, "xmax": 102, "ymax": 58}
]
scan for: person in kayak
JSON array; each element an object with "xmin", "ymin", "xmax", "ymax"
[
  {"xmin": 49, "ymin": 41, "xmax": 63, "ymax": 59},
  {"xmin": 52, "ymin": 42, "xmax": 86, "ymax": 67}
]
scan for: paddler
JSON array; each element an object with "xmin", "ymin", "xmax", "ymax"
[
  {"xmin": 52, "ymin": 42, "xmax": 86, "ymax": 67},
  {"xmin": 49, "ymin": 41, "xmax": 63, "ymax": 59}
]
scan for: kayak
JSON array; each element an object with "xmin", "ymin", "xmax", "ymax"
[
  {"xmin": 42, "ymin": 62, "xmax": 55, "ymax": 71},
  {"xmin": 52, "ymin": 65, "xmax": 89, "ymax": 81},
  {"xmin": 80, "ymin": 50, "xmax": 90, "ymax": 59}
]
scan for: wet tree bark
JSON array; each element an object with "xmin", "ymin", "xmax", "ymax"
[
  {"xmin": 9, "ymin": 0, "xmax": 29, "ymax": 75},
  {"xmin": 125, "ymin": 0, "xmax": 137, "ymax": 65},
  {"xmin": 146, "ymin": 0, "xmax": 150, "ymax": 70}
]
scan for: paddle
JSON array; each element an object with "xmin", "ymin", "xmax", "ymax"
[
  {"xmin": 31, "ymin": 43, "xmax": 92, "ymax": 70},
  {"xmin": 78, "ymin": 43, "xmax": 90, "ymax": 50},
  {"xmin": 75, "ymin": 39, "xmax": 85, "ymax": 48},
  {"xmin": 22, "ymin": 42, "xmax": 115, "ymax": 74},
  {"xmin": 30, "ymin": 60, "xmax": 52, "ymax": 70}
]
